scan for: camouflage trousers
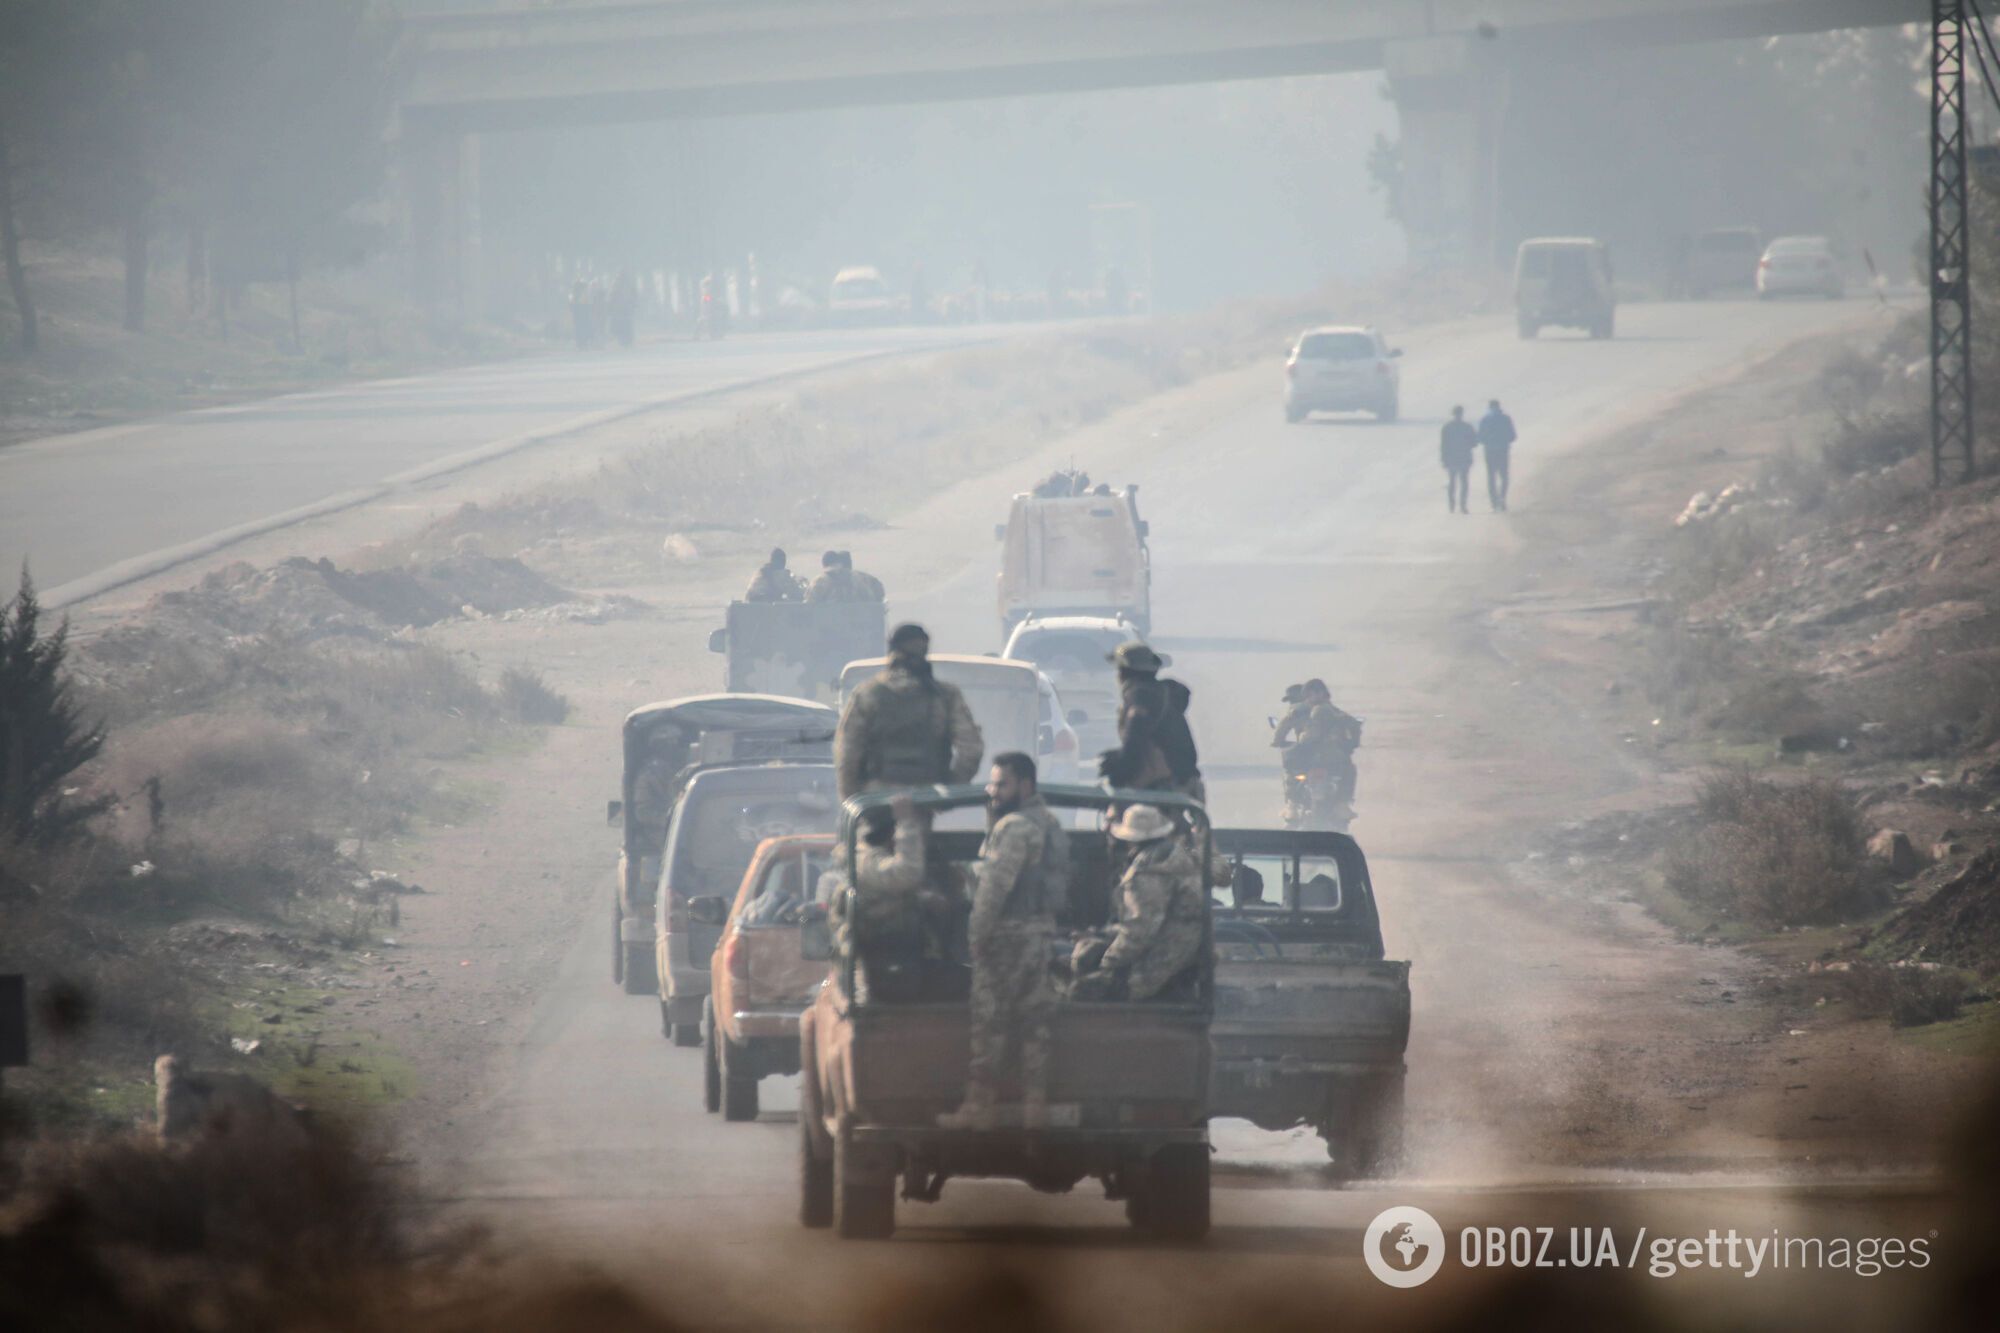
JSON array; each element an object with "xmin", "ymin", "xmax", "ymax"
[{"xmin": 966, "ymin": 924, "xmax": 1055, "ymax": 1101}]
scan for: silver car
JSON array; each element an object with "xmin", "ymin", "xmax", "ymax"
[
  {"xmin": 1284, "ymin": 326, "xmax": 1401, "ymax": 423},
  {"xmin": 1757, "ymin": 235, "xmax": 1844, "ymax": 300}
]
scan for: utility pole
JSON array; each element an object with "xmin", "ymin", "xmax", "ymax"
[{"xmin": 1933, "ymin": 0, "xmax": 1975, "ymax": 485}]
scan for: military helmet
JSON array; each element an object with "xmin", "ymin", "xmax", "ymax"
[{"xmin": 1108, "ymin": 641, "xmax": 1167, "ymax": 672}]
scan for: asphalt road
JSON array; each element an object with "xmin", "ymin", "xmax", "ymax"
[
  {"xmin": 418, "ymin": 296, "xmax": 1955, "ymax": 1327},
  {"xmin": 0, "ymin": 324, "xmax": 1028, "ymax": 607}
]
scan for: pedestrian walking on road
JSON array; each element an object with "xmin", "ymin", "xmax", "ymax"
[
  {"xmin": 1440, "ymin": 406, "xmax": 1478, "ymax": 515},
  {"xmin": 1479, "ymin": 399, "xmax": 1517, "ymax": 512}
]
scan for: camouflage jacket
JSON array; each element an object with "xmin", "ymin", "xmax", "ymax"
[
  {"xmin": 832, "ymin": 815, "xmax": 928, "ymax": 949},
  {"xmin": 745, "ymin": 565, "xmax": 806, "ymax": 603},
  {"xmin": 970, "ymin": 796, "xmax": 1068, "ymax": 947},
  {"xmin": 1100, "ymin": 837, "xmax": 1206, "ymax": 1000},
  {"xmin": 807, "ymin": 568, "xmax": 884, "ymax": 603},
  {"xmin": 834, "ymin": 662, "xmax": 984, "ymax": 800}
]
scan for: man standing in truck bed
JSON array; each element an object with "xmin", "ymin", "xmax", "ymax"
[
  {"xmin": 939, "ymin": 752, "xmax": 1068, "ymax": 1130},
  {"xmin": 835, "ymin": 623, "xmax": 984, "ymax": 800}
]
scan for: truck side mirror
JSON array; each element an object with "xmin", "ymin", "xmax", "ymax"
[
  {"xmin": 1066, "ymin": 708, "xmax": 1088, "ymax": 727},
  {"xmin": 1389, "ymin": 347, "xmax": 1404, "ymax": 358},
  {"xmin": 1137, "ymin": 520, "xmax": 1150, "ymax": 538},
  {"xmin": 606, "ymin": 799, "xmax": 624, "ymax": 826},
  {"xmin": 707, "ymin": 628, "xmax": 727, "ymax": 653},
  {"xmin": 688, "ymin": 895, "xmax": 730, "ymax": 926}
]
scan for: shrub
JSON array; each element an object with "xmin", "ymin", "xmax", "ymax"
[
  {"xmin": 496, "ymin": 666, "xmax": 570, "ymax": 725},
  {"xmin": 1663, "ymin": 772, "xmax": 1878, "ymax": 926},
  {"xmin": 0, "ymin": 569, "xmax": 110, "ymax": 844},
  {"xmin": 1820, "ymin": 960, "xmax": 1968, "ymax": 1028}
]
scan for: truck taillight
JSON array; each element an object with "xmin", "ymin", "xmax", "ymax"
[
  {"xmin": 1284, "ymin": 360, "xmax": 1297, "ymax": 378},
  {"xmin": 724, "ymin": 932, "xmax": 750, "ymax": 983},
  {"xmin": 1054, "ymin": 727, "xmax": 1077, "ymax": 754}
]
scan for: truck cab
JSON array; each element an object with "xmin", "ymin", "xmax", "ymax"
[
  {"xmin": 798, "ymin": 784, "xmax": 1213, "ymax": 1240},
  {"xmin": 1210, "ymin": 829, "xmax": 1410, "ymax": 1178}
]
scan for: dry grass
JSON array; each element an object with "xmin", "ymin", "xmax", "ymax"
[
  {"xmin": 1819, "ymin": 959, "xmax": 1969, "ymax": 1028},
  {"xmin": 496, "ymin": 666, "xmax": 571, "ymax": 726},
  {"xmin": 1662, "ymin": 771, "xmax": 1879, "ymax": 926}
]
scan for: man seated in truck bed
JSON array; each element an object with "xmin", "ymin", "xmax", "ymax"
[
  {"xmin": 829, "ymin": 793, "xmax": 966, "ymax": 1001},
  {"xmin": 1070, "ymin": 804, "xmax": 1207, "ymax": 1001}
]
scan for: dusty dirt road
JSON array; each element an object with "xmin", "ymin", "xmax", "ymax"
[{"xmin": 282, "ymin": 293, "xmax": 1982, "ymax": 1327}]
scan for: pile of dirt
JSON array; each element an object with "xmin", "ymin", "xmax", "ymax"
[
  {"xmin": 412, "ymin": 553, "xmax": 570, "ymax": 617},
  {"xmin": 1873, "ymin": 848, "xmax": 2000, "ymax": 973}
]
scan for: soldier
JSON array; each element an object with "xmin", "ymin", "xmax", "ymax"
[
  {"xmin": 1479, "ymin": 398, "xmax": 1518, "ymax": 512},
  {"xmin": 832, "ymin": 793, "xmax": 935, "ymax": 1000},
  {"xmin": 938, "ymin": 753, "xmax": 1069, "ymax": 1130},
  {"xmin": 1298, "ymin": 678, "xmax": 1362, "ymax": 805},
  {"xmin": 1099, "ymin": 641, "xmax": 1203, "ymax": 802},
  {"xmin": 1440, "ymin": 405, "xmax": 1478, "ymax": 515},
  {"xmin": 808, "ymin": 549, "xmax": 858, "ymax": 602},
  {"xmin": 1071, "ymin": 804, "xmax": 1206, "ymax": 1001},
  {"xmin": 842, "ymin": 551, "xmax": 886, "ymax": 601},
  {"xmin": 744, "ymin": 548, "xmax": 805, "ymax": 603},
  {"xmin": 835, "ymin": 623, "xmax": 984, "ymax": 801}
]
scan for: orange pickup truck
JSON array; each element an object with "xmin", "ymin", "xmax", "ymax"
[{"xmin": 700, "ymin": 834, "xmax": 837, "ymax": 1122}]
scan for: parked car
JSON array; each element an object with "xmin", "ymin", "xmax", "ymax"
[
  {"xmin": 798, "ymin": 783, "xmax": 1215, "ymax": 1239},
  {"xmin": 828, "ymin": 266, "xmax": 899, "ymax": 324},
  {"xmin": 1209, "ymin": 828, "xmax": 1409, "ymax": 1179},
  {"xmin": 608, "ymin": 695, "xmax": 834, "ymax": 997},
  {"xmin": 1514, "ymin": 237, "xmax": 1615, "ymax": 340},
  {"xmin": 1001, "ymin": 614, "xmax": 1146, "ymax": 760},
  {"xmin": 653, "ymin": 762, "xmax": 840, "ymax": 1044},
  {"xmin": 1283, "ymin": 325, "xmax": 1401, "ymax": 423},
  {"xmin": 1757, "ymin": 235, "xmax": 1844, "ymax": 300},
  {"xmin": 995, "ymin": 484, "xmax": 1151, "ymax": 636},
  {"xmin": 701, "ymin": 833, "xmax": 837, "ymax": 1122},
  {"xmin": 1686, "ymin": 227, "xmax": 1763, "ymax": 297}
]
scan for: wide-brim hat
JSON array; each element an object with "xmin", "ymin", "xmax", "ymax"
[
  {"xmin": 1108, "ymin": 804, "xmax": 1174, "ymax": 843},
  {"xmin": 1108, "ymin": 641, "xmax": 1168, "ymax": 672}
]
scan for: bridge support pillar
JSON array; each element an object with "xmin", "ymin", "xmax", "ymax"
[
  {"xmin": 403, "ymin": 126, "xmax": 481, "ymax": 319},
  {"xmin": 1385, "ymin": 35, "xmax": 1510, "ymax": 270}
]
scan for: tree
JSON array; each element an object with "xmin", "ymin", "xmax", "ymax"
[{"xmin": 0, "ymin": 569, "xmax": 109, "ymax": 844}]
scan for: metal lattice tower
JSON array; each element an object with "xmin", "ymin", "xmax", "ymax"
[{"xmin": 1934, "ymin": 0, "xmax": 1975, "ymax": 485}]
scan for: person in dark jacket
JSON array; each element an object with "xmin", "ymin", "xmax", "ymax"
[
  {"xmin": 1479, "ymin": 399, "xmax": 1518, "ymax": 512},
  {"xmin": 1099, "ymin": 641, "xmax": 1203, "ymax": 803},
  {"xmin": 1440, "ymin": 406, "xmax": 1478, "ymax": 515}
]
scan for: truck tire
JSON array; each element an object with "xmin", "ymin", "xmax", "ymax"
[
  {"xmin": 621, "ymin": 939, "xmax": 655, "ymax": 996},
  {"xmin": 612, "ymin": 906, "xmax": 624, "ymax": 986},
  {"xmin": 1146, "ymin": 1144, "xmax": 1210, "ymax": 1241},
  {"xmin": 1516, "ymin": 318, "xmax": 1538, "ymax": 340},
  {"xmin": 835, "ymin": 1127, "xmax": 895, "ymax": 1240},
  {"xmin": 720, "ymin": 1034, "xmax": 760, "ymax": 1122},
  {"xmin": 659, "ymin": 999, "xmax": 674, "ymax": 1040},
  {"xmin": 1374, "ymin": 396, "xmax": 1399, "ymax": 424},
  {"xmin": 1351, "ymin": 1069, "xmax": 1406, "ymax": 1179},
  {"xmin": 701, "ymin": 1000, "xmax": 722, "ymax": 1114},
  {"xmin": 671, "ymin": 1018, "xmax": 701, "ymax": 1048},
  {"xmin": 1284, "ymin": 403, "xmax": 1306, "ymax": 424},
  {"xmin": 1590, "ymin": 313, "xmax": 1615, "ymax": 340},
  {"xmin": 800, "ymin": 1111, "xmax": 834, "ymax": 1228}
]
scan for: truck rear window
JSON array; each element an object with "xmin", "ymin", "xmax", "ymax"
[{"xmin": 1297, "ymin": 333, "xmax": 1374, "ymax": 360}]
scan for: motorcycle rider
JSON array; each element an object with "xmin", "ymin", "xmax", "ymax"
[{"xmin": 1273, "ymin": 679, "xmax": 1361, "ymax": 821}]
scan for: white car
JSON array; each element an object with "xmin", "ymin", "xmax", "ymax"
[
  {"xmin": 1757, "ymin": 235, "xmax": 1843, "ymax": 300},
  {"xmin": 1284, "ymin": 325, "xmax": 1401, "ymax": 423},
  {"xmin": 1002, "ymin": 614, "xmax": 1147, "ymax": 761}
]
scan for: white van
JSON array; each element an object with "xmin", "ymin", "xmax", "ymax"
[{"xmin": 994, "ymin": 487, "xmax": 1151, "ymax": 637}]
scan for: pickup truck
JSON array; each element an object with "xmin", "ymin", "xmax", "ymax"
[
  {"xmin": 798, "ymin": 783, "xmax": 1213, "ymax": 1241},
  {"xmin": 708, "ymin": 600, "xmax": 886, "ymax": 702},
  {"xmin": 1210, "ymin": 829, "xmax": 1410, "ymax": 1179},
  {"xmin": 700, "ymin": 833, "xmax": 837, "ymax": 1122}
]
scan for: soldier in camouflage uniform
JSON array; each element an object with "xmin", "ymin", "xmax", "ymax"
[
  {"xmin": 939, "ymin": 753, "xmax": 1069, "ymax": 1130},
  {"xmin": 744, "ymin": 548, "xmax": 806, "ymax": 602},
  {"xmin": 808, "ymin": 550, "xmax": 886, "ymax": 603},
  {"xmin": 830, "ymin": 793, "xmax": 943, "ymax": 1000},
  {"xmin": 835, "ymin": 623, "xmax": 983, "ymax": 801},
  {"xmin": 1072, "ymin": 804, "xmax": 1206, "ymax": 1001}
]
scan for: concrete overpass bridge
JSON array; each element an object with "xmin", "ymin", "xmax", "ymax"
[{"xmin": 399, "ymin": 0, "xmax": 1925, "ymax": 306}]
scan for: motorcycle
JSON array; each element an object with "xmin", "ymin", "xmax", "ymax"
[{"xmin": 1271, "ymin": 715, "xmax": 1361, "ymax": 833}]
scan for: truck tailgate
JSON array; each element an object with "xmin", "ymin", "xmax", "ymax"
[
  {"xmin": 1213, "ymin": 958, "xmax": 1410, "ymax": 1066},
  {"xmin": 843, "ymin": 1002, "xmax": 1208, "ymax": 1127}
]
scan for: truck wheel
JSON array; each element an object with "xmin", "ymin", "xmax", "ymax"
[
  {"xmin": 1284, "ymin": 403, "xmax": 1306, "ymax": 424},
  {"xmin": 721, "ymin": 1035, "xmax": 760, "ymax": 1122},
  {"xmin": 1516, "ymin": 319, "xmax": 1538, "ymax": 340},
  {"xmin": 834, "ymin": 1129, "xmax": 895, "ymax": 1240},
  {"xmin": 800, "ymin": 1112, "xmax": 834, "ymax": 1228},
  {"xmin": 611, "ymin": 906, "xmax": 625, "ymax": 986},
  {"xmin": 659, "ymin": 999, "xmax": 674, "ymax": 1040},
  {"xmin": 1374, "ymin": 397, "xmax": 1399, "ymax": 424},
  {"xmin": 671, "ymin": 1018, "xmax": 701, "ymax": 1048},
  {"xmin": 701, "ymin": 1000, "xmax": 722, "ymax": 1113},
  {"xmin": 1351, "ymin": 1069, "xmax": 1406, "ymax": 1179},
  {"xmin": 1590, "ymin": 314, "xmax": 1615, "ymax": 340},
  {"xmin": 1147, "ymin": 1144, "xmax": 1210, "ymax": 1241},
  {"xmin": 621, "ymin": 939, "xmax": 655, "ymax": 996}
]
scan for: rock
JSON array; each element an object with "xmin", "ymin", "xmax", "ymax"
[
  {"xmin": 1867, "ymin": 828, "xmax": 1923, "ymax": 878},
  {"xmin": 1933, "ymin": 841, "xmax": 1968, "ymax": 862}
]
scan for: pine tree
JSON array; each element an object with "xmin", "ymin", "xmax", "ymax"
[{"xmin": 0, "ymin": 568, "xmax": 109, "ymax": 843}]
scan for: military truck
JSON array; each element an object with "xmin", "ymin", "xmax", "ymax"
[
  {"xmin": 994, "ymin": 485, "xmax": 1151, "ymax": 637},
  {"xmin": 1210, "ymin": 828, "xmax": 1410, "ymax": 1178},
  {"xmin": 708, "ymin": 600, "xmax": 886, "ymax": 703},
  {"xmin": 798, "ymin": 784, "xmax": 1213, "ymax": 1240},
  {"xmin": 607, "ymin": 695, "xmax": 834, "ymax": 999}
]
